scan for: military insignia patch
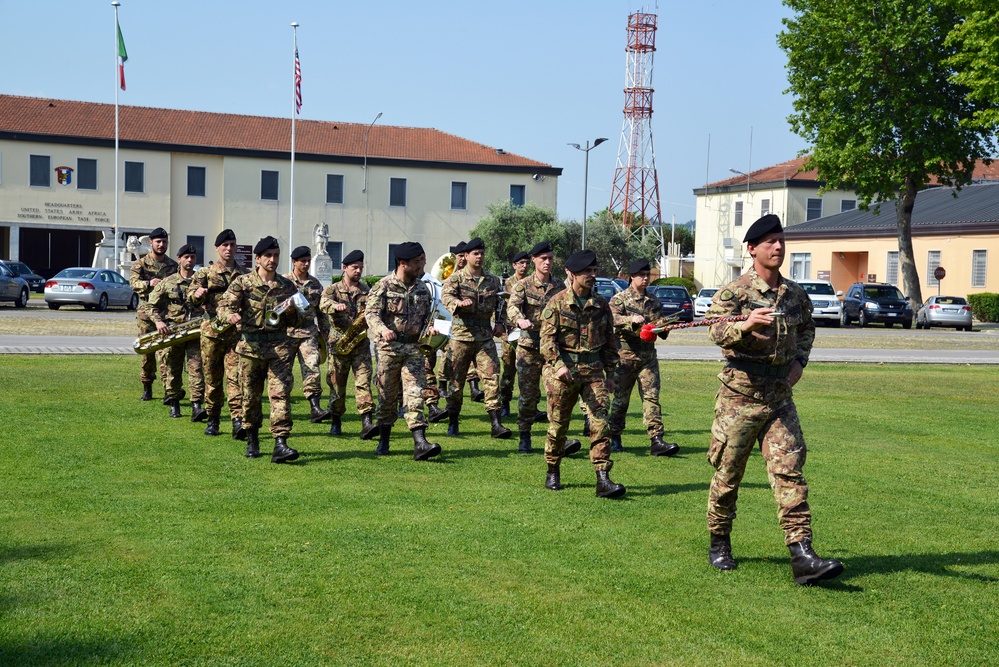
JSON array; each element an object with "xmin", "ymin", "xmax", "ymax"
[
  {"xmin": 719, "ymin": 289, "xmax": 735, "ymax": 301},
  {"xmin": 542, "ymin": 306, "xmax": 553, "ymax": 319}
]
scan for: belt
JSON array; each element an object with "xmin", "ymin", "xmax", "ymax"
[
  {"xmin": 242, "ymin": 331, "xmax": 286, "ymax": 343},
  {"xmin": 453, "ymin": 316, "xmax": 493, "ymax": 329},
  {"xmin": 563, "ymin": 351, "xmax": 601, "ymax": 364},
  {"xmin": 620, "ymin": 340, "xmax": 655, "ymax": 352},
  {"xmin": 726, "ymin": 360, "xmax": 791, "ymax": 378},
  {"xmin": 395, "ymin": 334, "xmax": 419, "ymax": 344}
]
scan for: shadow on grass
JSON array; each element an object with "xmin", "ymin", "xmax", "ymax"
[
  {"xmin": 0, "ymin": 543, "xmax": 72, "ymax": 565},
  {"xmin": 0, "ymin": 636, "xmax": 137, "ymax": 667},
  {"xmin": 626, "ymin": 481, "xmax": 769, "ymax": 497}
]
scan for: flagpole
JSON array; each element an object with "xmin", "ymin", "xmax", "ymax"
[
  {"xmin": 289, "ymin": 22, "xmax": 299, "ymax": 272},
  {"xmin": 112, "ymin": 1, "xmax": 121, "ymax": 270}
]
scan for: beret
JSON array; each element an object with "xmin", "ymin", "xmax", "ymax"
[
  {"xmin": 511, "ymin": 250, "xmax": 531, "ymax": 263},
  {"xmin": 253, "ymin": 236, "xmax": 280, "ymax": 255},
  {"xmin": 627, "ymin": 258, "xmax": 651, "ymax": 275},
  {"xmin": 565, "ymin": 249, "xmax": 597, "ymax": 273},
  {"xmin": 453, "ymin": 241, "xmax": 467, "ymax": 254},
  {"xmin": 464, "ymin": 237, "xmax": 484, "ymax": 252},
  {"xmin": 530, "ymin": 241, "xmax": 553, "ymax": 256},
  {"xmin": 743, "ymin": 214, "xmax": 783, "ymax": 244},
  {"xmin": 394, "ymin": 241, "xmax": 425, "ymax": 261},
  {"xmin": 342, "ymin": 249, "xmax": 364, "ymax": 266},
  {"xmin": 290, "ymin": 245, "xmax": 311, "ymax": 260},
  {"xmin": 148, "ymin": 227, "xmax": 168, "ymax": 240},
  {"xmin": 215, "ymin": 229, "xmax": 236, "ymax": 246},
  {"xmin": 176, "ymin": 244, "xmax": 197, "ymax": 258}
]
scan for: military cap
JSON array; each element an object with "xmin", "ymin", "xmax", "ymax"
[
  {"xmin": 449, "ymin": 244, "xmax": 462, "ymax": 254},
  {"xmin": 342, "ymin": 249, "xmax": 364, "ymax": 266},
  {"xmin": 530, "ymin": 241, "xmax": 553, "ymax": 256},
  {"xmin": 394, "ymin": 241, "xmax": 425, "ymax": 261},
  {"xmin": 215, "ymin": 229, "xmax": 236, "ymax": 246},
  {"xmin": 565, "ymin": 249, "xmax": 597, "ymax": 272},
  {"xmin": 743, "ymin": 213, "xmax": 783, "ymax": 244},
  {"xmin": 453, "ymin": 241, "xmax": 467, "ymax": 255},
  {"xmin": 253, "ymin": 236, "xmax": 280, "ymax": 255},
  {"xmin": 175, "ymin": 244, "xmax": 197, "ymax": 258},
  {"xmin": 627, "ymin": 258, "xmax": 651, "ymax": 275},
  {"xmin": 148, "ymin": 227, "xmax": 168, "ymax": 240},
  {"xmin": 511, "ymin": 250, "xmax": 531, "ymax": 263},
  {"xmin": 290, "ymin": 245, "xmax": 311, "ymax": 260},
  {"xmin": 464, "ymin": 237, "xmax": 485, "ymax": 252}
]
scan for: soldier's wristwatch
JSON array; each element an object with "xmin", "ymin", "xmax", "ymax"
[{"xmin": 795, "ymin": 356, "xmax": 808, "ymax": 368}]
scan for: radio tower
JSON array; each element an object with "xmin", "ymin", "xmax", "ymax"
[{"xmin": 609, "ymin": 10, "xmax": 662, "ymax": 229}]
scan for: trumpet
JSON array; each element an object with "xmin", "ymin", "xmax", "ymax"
[{"xmin": 264, "ymin": 292, "xmax": 309, "ymax": 328}]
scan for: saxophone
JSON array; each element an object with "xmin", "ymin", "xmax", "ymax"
[
  {"xmin": 334, "ymin": 312, "xmax": 369, "ymax": 356},
  {"xmin": 133, "ymin": 317, "xmax": 204, "ymax": 354}
]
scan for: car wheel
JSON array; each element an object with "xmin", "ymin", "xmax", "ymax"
[
  {"xmin": 840, "ymin": 310, "xmax": 850, "ymax": 326},
  {"xmin": 15, "ymin": 287, "xmax": 28, "ymax": 308},
  {"xmin": 96, "ymin": 293, "xmax": 109, "ymax": 312},
  {"xmin": 858, "ymin": 310, "xmax": 868, "ymax": 327},
  {"xmin": 128, "ymin": 293, "xmax": 139, "ymax": 311},
  {"xmin": 47, "ymin": 302, "xmax": 60, "ymax": 310},
  {"xmin": 902, "ymin": 319, "xmax": 912, "ymax": 330}
]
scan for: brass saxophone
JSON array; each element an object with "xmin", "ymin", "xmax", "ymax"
[
  {"xmin": 334, "ymin": 312, "xmax": 369, "ymax": 356},
  {"xmin": 132, "ymin": 317, "xmax": 204, "ymax": 354}
]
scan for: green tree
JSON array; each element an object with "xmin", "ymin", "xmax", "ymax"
[
  {"xmin": 778, "ymin": 0, "xmax": 999, "ymax": 306},
  {"xmin": 467, "ymin": 200, "xmax": 580, "ymax": 277},
  {"xmin": 946, "ymin": 1, "xmax": 999, "ymax": 130}
]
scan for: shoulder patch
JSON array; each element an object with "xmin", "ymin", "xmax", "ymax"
[
  {"xmin": 719, "ymin": 289, "xmax": 735, "ymax": 301},
  {"xmin": 542, "ymin": 306, "xmax": 554, "ymax": 319}
]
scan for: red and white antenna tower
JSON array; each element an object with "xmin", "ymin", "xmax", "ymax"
[{"xmin": 609, "ymin": 10, "xmax": 662, "ymax": 229}]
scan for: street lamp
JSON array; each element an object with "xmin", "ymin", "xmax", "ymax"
[
  {"xmin": 728, "ymin": 167, "xmax": 757, "ymax": 194},
  {"xmin": 362, "ymin": 112, "xmax": 382, "ymax": 193},
  {"xmin": 569, "ymin": 137, "xmax": 609, "ymax": 249}
]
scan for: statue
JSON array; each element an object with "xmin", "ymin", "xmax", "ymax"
[
  {"xmin": 311, "ymin": 222, "xmax": 334, "ymax": 286},
  {"xmin": 314, "ymin": 222, "xmax": 330, "ymax": 257}
]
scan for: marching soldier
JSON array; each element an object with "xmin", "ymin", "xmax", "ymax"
[
  {"xmin": 217, "ymin": 236, "xmax": 304, "ymax": 463},
  {"xmin": 285, "ymin": 246, "xmax": 332, "ymax": 424},
  {"xmin": 148, "ymin": 244, "xmax": 205, "ymax": 420},
  {"xmin": 540, "ymin": 249, "xmax": 625, "ymax": 498},
  {"xmin": 363, "ymin": 241, "xmax": 442, "ymax": 460},
  {"xmin": 441, "ymin": 237, "xmax": 512, "ymax": 440},
  {"xmin": 607, "ymin": 258, "xmax": 680, "ymax": 457},
  {"xmin": 188, "ymin": 229, "xmax": 248, "ymax": 439},
  {"xmin": 320, "ymin": 249, "xmax": 375, "ymax": 437},
  {"xmin": 129, "ymin": 227, "xmax": 177, "ymax": 401},
  {"xmin": 705, "ymin": 214, "xmax": 842, "ymax": 585},
  {"xmin": 499, "ymin": 250, "xmax": 531, "ymax": 416}
]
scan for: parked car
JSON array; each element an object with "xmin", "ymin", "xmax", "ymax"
[
  {"xmin": 44, "ymin": 267, "xmax": 138, "ymax": 311},
  {"xmin": 694, "ymin": 287, "xmax": 718, "ymax": 317},
  {"xmin": 594, "ymin": 277, "xmax": 623, "ymax": 300},
  {"xmin": 612, "ymin": 278, "xmax": 629, "ymax": 292},
  {"xmin": 841, "ymin": 282, "xmax": 913, "ymax": 328},
  {"xmin": 650, "ymin": 285, "xmax": 694, "ymax": 322},
  {"xmin": 0, "ymin": 259, "xmax": 45, "ymax": 293},
  {"xmin": 796, "ymin": 279, "xmax": 843, "ymax": 327},
  {"xmin": 0, "ymin": 262, "xmax": 30, "ymax": 308},
  {"xmin": 916, "ymin": 295, "xmax": 974, "ymax": 331}
]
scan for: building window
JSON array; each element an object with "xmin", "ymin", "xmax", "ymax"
[
  {"xmin": 927, "ymin": 250, "xmax": 941, "ymax": 286},
  {"xmin": 733, "ymin": 201, "xmax": 743, "ymax": 227},
  {"xmin": 510, "ymin": 184, "xmax": 526, "ymax": 207},
  {"xmin": 124, "ymin": 161, "xmax": 144, "ymax": 193},
  {"xmin": 790, "ymin": 252, "xmax": 811, "ymax": 281},
  {"xmin": 326, "ymin": 241, "xmax": 343, "ymax": 266},
  {"xmin": 841, "ymin": 199, "xmax": 857, "ymax": 212},
  {"xmin": 972, "ymin": 249, "xmax": 987, "ymax": 287},
  {"xmin": 187, "ymin": 166, "xmax": 206, "ymax": 197},
  {"xmin": 389, "ymin": 178, "xmax": 407, "ymax": 207},
  {"xmin": 761, "ymin": 198, "xmax": 771, "ymax": 216},
  {"xmin": 451, "ymin": 182, "xmax": 468, "ymax": 210},
  {"xmin": 186, "ymin": 236, "xmax": 205, "ymax": 265},
  {"xmin": 387, "ymin": 243, "xmax": 403, "ymax": 271},
  {"xmin": 326, "ymin": 174, "xmax": 344, "ymax": 204},
  {"xmin": 806, "ymin": 198, "xmax": 823, "ymax": 220},
  {"xmin": 30, "ymin": 154, "xmax": 51, "ymax": 187},
  {"xmin": 261, "ymin": 170, "xmax": 279, "ymax": 201},
  {"xmin": 886, "ymin": 251, "xmax": 899, "ymax": 285},
  {"xmin": 77, "ymin": 158, "xmax": 98, "ymax": 190}
]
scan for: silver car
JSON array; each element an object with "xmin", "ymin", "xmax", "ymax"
[
  {"xmin": 797, "ymin": 279, "xmax": 843, "ymax": 327},
  {"xmin": 44, "ymin": 267, "xmax": 138, "ymax": 311},
  {"xmin": 916, "ymin": 295, "xmax": 974, "ymax": 331},
  {"xmin": 0, "ymin": 262, "xmax": 30, "ymax": 308},
  {"xmin": 694, "ymin": 287, "xmax": 718, "ymax": 317}
]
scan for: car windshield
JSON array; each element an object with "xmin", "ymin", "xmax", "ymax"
[
  {"xmin": 864, "ymin": 286, "xmax": 904, "ymax": 299},
  {"xmin": 594, "ymin": 284, "xmax": 617, "ymax": 298},
  {"xmin": 56, "ymin": 269, "xmax": 98, "ymax": 279},
  {"xmin": 801, "ymin": 283, "xmax": 835, "ymax": 295},
  {"xmin": 936, "ymin": 296, "xmax": 967, "ymax": 305},
  {"xmin": 654, "ymin": 286, "xmax": 688, "ymax": 299},
  {"xmin": 697, "ymin": 288, "xmax": 718, "ymax": 299}
]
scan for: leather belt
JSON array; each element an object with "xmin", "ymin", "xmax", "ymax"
[
  {"xmin": 620, "ymin": 340, "xmax": 655, "ymax": 352},
  {"xmin": 726, "ymin": 360, "xmax": 791, "ymax": 378},
  {"xmin": 563, "ymin": 351, "xmax": 600, "ymax": 364},
  {"xmin": 242, "ymin": 331, "xmax": 286, "ymax": 343}
]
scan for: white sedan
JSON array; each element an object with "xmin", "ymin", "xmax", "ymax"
[{"xmin": 694, "ymin": 288, "xmax": 718, "ymax": 317}]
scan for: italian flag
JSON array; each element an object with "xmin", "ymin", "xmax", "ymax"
[{"xmin": 117, "ymin": 20, "xmax": 128, "ymax": 91}]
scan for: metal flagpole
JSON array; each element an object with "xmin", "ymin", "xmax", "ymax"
[
  {"xmin": 112, "ymin": 1, "xmax": 121, "ymax": 269},
  {"xmin": 288, "ymin": 22, "xmax": 299, "ymax": 272}
]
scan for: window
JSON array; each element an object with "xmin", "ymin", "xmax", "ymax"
[
  {"xmin": 790, "ymin": 252, "xmax": 811, "ymax": 281},
  {"xmin": 389, "ymin": 178, "xmax": 407, "ymax": 207},
  {"xmin": 186, "ymin": 236, "xmax": 205, "ymax": 264},
  {"xmin": 927, "ymin": 250, "xmax": 941, "ymax": 286},
  {"xmin": 733, "ymin": 201, "xmax": 743, "ymax": 227},
  {"xmin": 510, "ymin": 184, "xmax": 526, "ymax": 207},
  {"xmin": 326, "ymin": 174, "xmax": 344, "ymax": 204},
  {"xmin": 261, "ymin": 170, "xmax": 279, "ymax": 200},
  {"xmin": 841, "ymin": 199, "xmax": 857, "ymax": 212},
  {"xmin": 326, "ymin": 241, "xmax": 343, "ymax": 266},
  {"xmin": 77, "ymin": 158, "xmax": 98, "ymax": 190},
  {"xmin": 886, "ymin": 251, "xmax": 899, "ymax": 285},
  {"xmin": 806, "ymin": 198, "xmax": 823, "ymax": 220},
  {"xmin": 387, "ymin": 243, "xmax": 403, "ymax": 271},
  {"xmin": 451, "ymin": 182, "xmax": 467, "ymax": 210},
  {"xmin": 30, "ymin": 154, "xmax": 51, "ymax": 187},
  {"xmin": 187, "ymin": 166, "xmax": 206, "ymax": 197},
  {"xmin": 124, "ymin": 161, "xmax": 144, "ymax": 193},
  {"xmin": 761, "ymin": 198, "xmax": 771, "ymax": 216},
  {"xmin": 971, "ymin": 250, "xmax": 987, "ymax": 287}
]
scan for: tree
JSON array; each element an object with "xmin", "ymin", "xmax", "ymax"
[
  {"xmin": 946, "ymin": 2, "xmax": 999, "ymax": 130},
  {"xmin": 778, "ymin": 0, "xmax": 999, "ymax": 306},
  {"xmin": 467, "ymin": 200, "xmax": 579, "ymax": 277}
]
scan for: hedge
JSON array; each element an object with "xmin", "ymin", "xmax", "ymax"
[
  {"xmin": 967, "ymin": 292, "xmax": 999, "ymax": 322},
  {"xmin": 652, "ymin": 276, "xmax": 697, "ymax": 295}
]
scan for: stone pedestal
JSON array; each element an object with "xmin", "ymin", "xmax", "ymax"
[
  {"xmin": 312, "ymin": 253, "xmax": 334, "ymax": 287},
  {"xmin": 93, "ymin": 229, "xmax": 122, "ymax": 271}
]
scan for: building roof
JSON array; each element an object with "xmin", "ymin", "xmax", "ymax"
[
  {"xmin": 784, "ymin": 182, "xmax": 999, "ymax": 238},
  {"xmin": 0, "ymin": 94, "xmax": 559, "ymax": 173}
]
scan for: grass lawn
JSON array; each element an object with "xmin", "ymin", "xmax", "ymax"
[{"xmin": 1, "ymin": 356, "xmax": 997, "ymax": 666}]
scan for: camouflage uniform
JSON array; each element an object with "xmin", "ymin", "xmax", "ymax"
[
  {"xmin": 148, "ymin": 272, "xmax": 204, "ymax": 403},
  {"xmin": 188, "ymin": 261, "xmax": 247, "ymax": 420},
  {"xmin": 320, "ymin": 279, "xmax": 374, "ymax": 417},
  {"xmin": 608, "ymin": 286, "xmax": 666, "ymax": 438},
  {"xmin": 129, "ymin": 253, "xmax": 178, "ymax": 384},
  {"xmin": 441, "ymin": 267, "xmax": 506, "ymax": 414},
  {"xmin": 705, "ymin": 268, "xmax": 816, "ymax": 546},
  {"xmin": 364, "ymin": 274, "xmax": 432, "ymax": 429},
  {"xmin": 540, "ymin": 287, "xmax": 618, "ymax": 469},
  {"xmin": 507, "ymin": 273, "xmax": 561, "ymax": 432},
  {"xmin": 217, "ymin": 271, "xmax": 303, "ymax": 438},
  {"xmin": 285, "ymin": 271, "xmax": 329, "ymax": 401},
  {"xmin": 498, "ymin": 274, "xmax": 523, "ymax": 404}
]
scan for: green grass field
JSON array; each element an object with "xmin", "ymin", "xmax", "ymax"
[{"xmin": 2, "ymin": 356, "xmax": 997, "ymax": 666}]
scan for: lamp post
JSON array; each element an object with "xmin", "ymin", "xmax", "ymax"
[
  {"xmin": 362, "ymin": 111, "xmax": 382, "ymax": 193},
  {"xmin": 569, "ymin": 137, "xmax": 609, "ymax": 249}
]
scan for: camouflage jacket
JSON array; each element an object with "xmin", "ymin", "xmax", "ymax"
[
  {"xmin": 609, "ymin": 286, "xmax": 666, "ymax": 352},
  {"xmin": 441, "ymin": 267, "xmax": 505, "ymax": 342},
  {"xmin": 217, "ymin": 270, "xmax": 304, "ymax": 335},
  {"xmin": 320, "ymin": 279, "xmax": 370, "ymax": 344},
  {"xmin": 284, "ymin": 272, "xmax": 329, "ymax": 339},
  {"xmin": 187, "ymin": 261, "xmax": 247, "ymax": 337},
  {"xmin": 540, "ymin": 287, "xmax": 618, "ymax": 377},
  {"xmin": 364, "ymin": 273, "xmax": 432, "ymax": 355},
  {"xmin": 129, "ymin": 253, "xmax": 178, "ymax": 321},
  {"xmin": 507, "ymin": 273, "xmax": 561, "ymax": 350},
  {"xmin": 149, "ymin": 272, "xmax": 203, "ymax": 325}
]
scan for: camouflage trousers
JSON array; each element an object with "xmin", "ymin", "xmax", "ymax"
[
  {"xmin": 288, "ymin": 335, "xmax": 324, "ymax": 399},
  {"xmin": 706, "ymin": 383, "xmax": 811, "ymax": 545},
  {"xmin": 608, "ymin": 349, "xmax": 663, "ymax": 438},
  {"xmin": 137, "ymin": 318, "xmax": 167, "ymax": 383},
  {"xmin": 424, "ymin": 354, "xmax": 440, "ymax": 405},
  {"xmin": 499, "ymin": 339, "xmax": 517, "ymax": 403},
  {"xmin": 327, "ymin": 344, "xmax": 374, "ymax": 416},
  {"xmin": 161, "ymin": 337, "xmax": 204, "ymax": 403},
  {"xmin": 201, "ymin": 325, "xmax": 243, "ymax": 419},
  {"xmin": 238, "ymin": 341, "xmax": 295, "ymax": 438},
  {"xmin": 436, "ymin": 346, "xmax": 478, "ymax": 399},
  {"xmin": 375, "ymin": 347, "xmax": 428, "ymax": 430},
  {"xmin": 515, "ymin": 345, "xmax": 545, "ymax": 432},
  {"xmin": 446, "ymin": 339, "xmax": 501, "ymax": 413},
  {"xmin": 542, "ymin": 365, "xmax": 612, "ymax": 471}
]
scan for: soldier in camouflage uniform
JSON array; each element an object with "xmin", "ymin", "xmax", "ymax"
[
  {"xmin": 148, "ymin": 244, "xmax": 205, "ymax": 420},
  {"xmin": 363, "ymin": 241, "xmax": 441, "ymax": 460},
  {"xmin": 705, "ymin": 214, "xmax": 842, "ymax": 585},
  {"xmin": 607, "ymin": 258, "xmax": 680, "ymax": 457},
  {"xmin": 129, "ymin": 227, "xmax": 178, "ymax": 401},
  {"xmin": 188, "ymin": 229, "xmax": 248, "ymax": 439},
  {"xmin": 217, "ymin": 236, "xmax": 304, "ymax": 464},
  {"xmin": 285, "ymin": 246, "xmax": 332, "ymax": 424},
  {"xmin": 540, "ymin": 249, "xmax": 625, "ymax": 498},
  {"xmin": 499, "ymin": 250, "xmax": 531, "ymax": 416},
  {"xmin": 435, "ymin": 242, "xmax": 483, "ymax": 403},
  {"xmin": 320, "ymin": 249, "xmax": 375, "ymax": 437},
  {"xmin": 441, "ymin": 237, "xmax": 512, "ymax": 440}
]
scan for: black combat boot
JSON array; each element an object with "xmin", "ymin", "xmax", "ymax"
[
  {"xmin": 489, "ymin": 410, "xmax": 512, "ymax": 439},
  {"xmin": 140, "ymin": 382, "xmax": 153, "ymax": 401},
  {"xmin": 499, "ymin": 399, "xmax": 511, "ymax": 418},
  {"xmin": 359, "ymin": 414, "xmax": 380, "ymax": 441},
  {"xmin": 545, "ymin": 464, "xmax": 562, "ymax": 491},
  {"xmin": 533, "ymin": 410, "xmax": 548, "ymax": 424},
  {"xmin": 709, "ymin": 533, "xmax": 737, "ymax": 571},
  {"xmin": 447, "ymin": 411, "xmax": 460, "ymax": 437},
  {"xmin": 518, "ymin": 431, "xmax": 533, "ymax": 454},
  {"xmin": 204, "ymin": 415, "xmax": 220, "ymax": 437},
  {"xmin": 563, "ymin": 439, "xmax": 582, "ymax": 457},
  {"xmin": 360, "ymin": 412, "xmax": 374, "ymax": 434},
  {"xmin": 271, "ymin": 436, "xmax": 300, "ymax": 463},
  {"xmin": 595, "ymin": 469, "xmax": 626, "ymax": 499},
  {"xmin": 610, "ymin": 433, "xmax": 624, "ymax": 453},
  {"xmin": 244, "ymin": 428, "xmax": 260, "ymax": 458},
  {"xmin": 426, "ymin": 402, "xmax": 447, "ymax": 423},
  {"xmin": 163, "ymin": 389, "xmax": 185, "ymax": 406},
  {"xmin": 650, "ymin": 436, "xmax": 680, "ymax": 457},
  {"xmin": 190, "ymin": 401, "xmax": 208, "ymax": 423},
  {"xmin": 788, "ymin": 539, "xmax": 844, "ymax": 585},
  {"xmin": 309, "ymin": 396, "xmax": 331, "ymax": 423},
  {"xmin": 329, "ymin": 414, "xmax": 342, "ymax": 436},
  {"xmin": 582, "ymin": 414, "xmax": 591, "ymax": 437},
  {"xmin": 469, "ymin": 379, "xmax": 485, "ymax": 402},
  {"xmin": 168, "ymin": 398, "xmax": 181, "ymax": 419},
  {"xmin": 412, "ymin": 427, "xmax": 442, "ymax": 461},
  {"xmin": 232, "ymin": 417, "xmax": 247, "ymax": 441},
  {"xmin": 376, "ymin": 424, "xmax": 391, "ymax": 455}
]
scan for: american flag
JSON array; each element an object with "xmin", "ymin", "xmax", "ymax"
[{"xmin": 294, "ymin": 48, "xmax": 302, "ymax": 114}]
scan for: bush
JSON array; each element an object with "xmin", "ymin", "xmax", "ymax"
[
  {"xmin": 967, "ymin": 292, "xmax": 999, "ymax": 322},
  {"xmin": 362, "ymin": 275, "xmax": 384, "ymax": 287},
  {"xmin": 652, "ymin": 276, "xmax": 696, "ymax": 295}
]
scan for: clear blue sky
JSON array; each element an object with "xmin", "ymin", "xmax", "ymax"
[{"xmin": 1, "ymin": 0, "xmax": 808, "ymax": 225}]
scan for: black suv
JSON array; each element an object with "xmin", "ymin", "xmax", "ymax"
[{"xmin": 841, "ymin": 282, "xmax": 913, "ymax": 328}]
